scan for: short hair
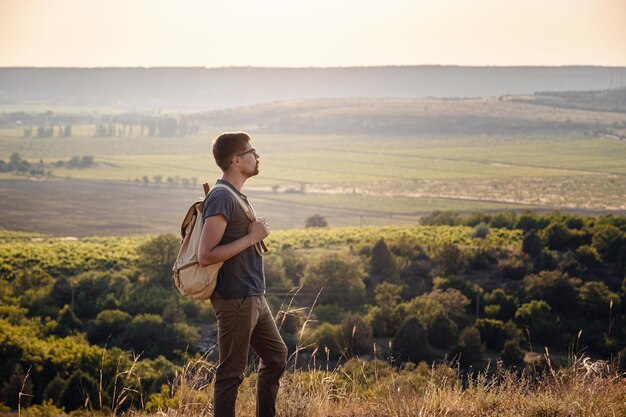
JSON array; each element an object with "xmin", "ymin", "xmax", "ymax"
[{"xmin": 212, "ymin": 132, "xmax": 251, "ymax": 171}]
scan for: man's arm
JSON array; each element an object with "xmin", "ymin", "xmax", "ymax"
[{"xmin": 198, "ymin": 214, "xmax": 269, "ymax": 267}]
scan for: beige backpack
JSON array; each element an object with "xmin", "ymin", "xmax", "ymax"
[{"xmin": 172, "ymin": 183, "xmax": 266, "ymax": 300}]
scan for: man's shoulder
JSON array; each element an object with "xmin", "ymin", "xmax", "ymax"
[{"xmin": 206, "ymin": 186, "xmax": 235, "ymax": 201}]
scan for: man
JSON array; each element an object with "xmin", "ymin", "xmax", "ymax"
[{"xmin": 198, "ymin": 132, "xmax": 288, "ymax": 417}]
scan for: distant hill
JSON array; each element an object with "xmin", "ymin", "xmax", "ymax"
[
  {"xmin": 194, "ymin": 96, "xmax": 626, "ymax": 136},
  {"xmin": 514, "ymin": 88, "xmax": 626, "ymax": 113},
  {"xmin": 1, "ymin": 66, "xmax": 625, "ymax": 110}
]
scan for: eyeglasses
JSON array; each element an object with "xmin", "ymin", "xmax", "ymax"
[{"xmin": 236, "ymin": 148, "xmax": 257, "ymax": 157}]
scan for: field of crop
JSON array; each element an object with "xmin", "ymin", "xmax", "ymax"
[{"xmin": 1, "ymin": 131, "xmax": 625, "ymax": 216}]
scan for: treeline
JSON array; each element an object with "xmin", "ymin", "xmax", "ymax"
[
  {"xmin": 0, "ymin": 211, "xmax": 624, "ymax": 413},
  {"xmin": 524, "ymin": 88, "xmax": 626, "ymax": 113},
  {"xmin": 0, "ymin": 152, "xmax": 94, "ymax": 177},
  {"xmin": 1, "ymin": 111, "xmax": 200, "ymax": 138}
]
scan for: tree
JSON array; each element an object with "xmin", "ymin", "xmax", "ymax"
[
  {"xmin": 522, "ymin": 231, "xmax": 543, "ymax": 259},
  {"xmin": 392, "ymin": 316, "xmax": 431, "ymax": 364},
  {"xmin": 305, "ymin": 214, "xmax": 328, "ymax": 228},
  {"xmin": 426, "ymin": 288, "xmax": 470, "ymax": 326},
  {"xmin": 300, "ymin": 254, "xmax": 365, "ymax": 310},
  {"xmin": 483, "ymin": 289, "xmax": 517, "ymax": 321},
  {"xmin": 428, "ymin": 312, "xmax": 458, "ymax": 349},
  {"xmin": 500, "ymin": 339, "xmax": 525, "ymax": 367},
  {"xmin": 60, "ymin": 370, "xmax": 99, "ymax": 411},
  {"xmin": 592, "ymin": 224, "xmax": 623, "ymax": 263},
  {"xmin": 433, "ymin": 243, "xmax": 465, "ymax": 276},
  {"xmin": 0, "ymin": 364, "xmax": 33, "ymax": 410},
  {"xmin": 9, "ymin": 152, "xmax": 21, "ymax": 167},
  {"xmin": 137, "ymin": 234, "xmax": 180, "ymax": 286},
  {"xmin": 311, "ymin": 323, "xmax": 342, "ymax": 359},
  {"xmin": 340, "ymin": 314, "xmax": 373, "ymax": 356},
  {"xmin": 88, "ymin": 309, "xmax": 132, "ymax": 346},
  {"xmin": 475, "ymin": 318, "xmax": 506, "ymax": 350},
  {"xmin": 522, "ymin": 270, "xmax": 580, "ymax": 315},
  {"xmin": 53, "ymin": 304, "xmax": 82, "ymax": 337},
  {"xmin": 514, "ymin": 300, "xmax": 557, "ymax": 345},
  {"xmin": 456, "ymin": 326, "xmax": 484, "ymax": 367},
  {"xmin": 368, "ymin": 282, "xmax": 404, "ymax": 337},
  {"xmin": 124, "ymin": 314, "xmax": 167, "ymax": 358},
  {"xmin": 578, "ymin": 281, "xmax": 620, "ymax": 320},
  {"xmin": 370, "ymin": 239, "xmax": 397, "ymax": 279}
]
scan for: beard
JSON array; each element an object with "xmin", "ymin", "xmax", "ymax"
[{"xmin": 245, "ymin": 163, "xmax": 259, "ymax": 178}]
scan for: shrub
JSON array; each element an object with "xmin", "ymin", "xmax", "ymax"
[
  {"xmin": 340, "ymin": 314, "xmax": 373, "ymax": 356},
  {"xmin": 456, "ymin": 326, "xmax": 485, "ymax": 367},
  {"xmin": 434, "ymin": 243, "xmax": 466, "ymax": 276},
  {"xmin": 514, "ymin": 300, "xmax": 557, "ymax": 345},
  {"xmin": 305, "ymin": 214, "xmax": 328, "ymax": 228},
  {"xmin": 522, "ymin": 270, "xmax": 580, "ymax": 315},
  {"xmin": 137, "ymin": 234, "xmax": 180, "ymax": 286},
  {"xmin": 311, "ymin": 323, "xmax": 342, "ymax": 359},
  {"xmin": 392, "ymin": 316, "xmax": 431, "ymax": 364},
  {"xmin": 500, "ymin": 339, "xmax": 525, "ymax": 367},
  {"xmin": 475, "ymin": 318, "xmax": 506, "ymax": 350},
  {"xmin": 300, "ymin": 254, "xmax": 365, "ymax": 310},
  {"xmin": 470, "ymin": 222, "xmax": 490, "ymax": 239},
  {"xmin": 88, "ymin": 309, "xmax": 132, "ymax": 346},
  {"xmin": 522, "ymin": 231, "xmax": 543, "ymax": 259},
  {"xmin": 370, "ymin": 239, "xmax": 397, "ymax": 279},
  {"xmin": 428, "ymin": 313, "xmax": 458, "ymax": 349}
]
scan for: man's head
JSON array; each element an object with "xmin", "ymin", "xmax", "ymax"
[{"xmin": 212, "ymin": 131, "xmax": 259, "ymax": 177}]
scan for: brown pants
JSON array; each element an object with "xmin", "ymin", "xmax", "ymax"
[{"xmin": 211, "ymin": 293, "xmax": 288, "ymax": 417}]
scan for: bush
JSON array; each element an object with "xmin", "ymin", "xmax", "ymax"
[
  {"xmin": 313, "ymin": 304, "xmax": 347, "ymax": 324},
  {"xmin": 434, "ymin": 243, "xmax": 466, "ymax": 276},
  {"xmin": 87, "ymin": 310, "xmax": 131, "ymax": 346},
  {"xmin": 475, "ymin": 318, "xmax": 506, "ymax": 350},
  {"xmin": 592, "ymin": 224, "xmax": 623, "ymax": 263},
  {"xmin": 428, "ymin": 313, "xmax": 458, "ymax": 349},
  {"xmin": 522, "ymin": 270, "xmax": 580, "ymax": 315},
  {"xmin": 305, "ymin": 214, "xmax": 328, "ymax": 228},
  {"xmin": 456, "ymin": 326, "xmax": 485, "ymax": 367},
  {"xmin": 392, "ymin": 316, "xmax": 431, "ymax": 364},
  {"xmin": 137, "ymin": 234, "xmax": 180, "ymax": 286},
  {"xmin": 300, "ymin": 254, "xmax": 365, "ymax": 310},
  {"xmin": 522, "ymin": 231, "xmax": 543, "ymax": 259},
  {"xmin": 470, "ymin": 222, "xmax": 490, "ymax": 238},
  {"xmin": 369, "ymin": 239, "xmax": 397, "ymax": 279},
  {"xmin": 500, "ymin": 339, "xmax": 525, "ymax": 367},
  {"xmin": 514, "ymin": 300, "xmax": 557, "ymax": 345},
  {"xmin": 311, "ymin": 323, "xmax": 342, "ymax": 359},
  {"xmin": 484, "ymin": 289, "xmax": 517, "ymax": 321},
  {"xmin": 340, "ymin": 314, "xmax": 373, "ymax": 356},
  {"xmin": 578, "ymin": 281, "xmax": 620, "ymax": 320}
]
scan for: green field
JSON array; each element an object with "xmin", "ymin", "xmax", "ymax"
[{"xmin": 1, "ymin": 130, "xmax": 624, "ymax": 214}]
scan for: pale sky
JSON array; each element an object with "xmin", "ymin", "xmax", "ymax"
[{"xmin": 0, "ymin": 0, "xmax": 625, "ymax": 67}]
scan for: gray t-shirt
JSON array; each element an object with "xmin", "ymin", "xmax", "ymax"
[{"xmin": 202, "ymin": 179, "xmax": 265, "ymax": 299}]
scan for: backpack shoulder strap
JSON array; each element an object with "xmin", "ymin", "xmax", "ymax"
[
  {"xmin": 209, "ymin": 183, "xmax": 255, "ymax": 222},
  {"xmin": 206, "ymin": 182, "xmax": 268, "ymax": 254}
]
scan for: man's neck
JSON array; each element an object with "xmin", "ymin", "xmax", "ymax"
[{"xmin": 221, "ymin": 172, "xmax": 246, "ymax": 191}]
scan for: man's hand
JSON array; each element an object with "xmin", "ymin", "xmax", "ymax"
[{"xmin": 248, "ymin": 217, "xmax": 270, "ymax": 243}]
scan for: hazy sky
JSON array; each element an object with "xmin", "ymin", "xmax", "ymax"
[{"xmin": 1, "ymin": 0, "xmax": 624, "ymax": 67}]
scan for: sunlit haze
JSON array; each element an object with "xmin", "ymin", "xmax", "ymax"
[{"xmin": 0, "ymin": 0, "xmax": 625, "ymax": 67}]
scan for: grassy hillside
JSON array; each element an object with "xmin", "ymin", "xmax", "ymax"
[{"xmin": 1, "ymin": 211, "xmax": 625, "ymax": 415}]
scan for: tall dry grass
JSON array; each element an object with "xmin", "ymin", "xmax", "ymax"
[
  {"xmin": 129, "ymin": 351, "xmax": 625, "ymax": 417},
  {"xmin": 132, "ymin": 292, "xmax": 626, "ymax": 417}
]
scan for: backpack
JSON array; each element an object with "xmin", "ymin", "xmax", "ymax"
[{"xmin": 172, "ymin": 182, "xmax": 267, "ymax": 300}]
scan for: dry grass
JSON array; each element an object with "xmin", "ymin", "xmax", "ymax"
[{"xmin": 123, "ymin": 353, "xmax": 625, "ymax": 417}]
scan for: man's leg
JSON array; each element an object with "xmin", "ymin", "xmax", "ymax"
[
  {"xmin": 249, "ymin": 297, "xmax": 288, "ymax": 417},
  {"xmin": 212, "ymin": 295, "xmax": 258, "ymax": 417}
]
